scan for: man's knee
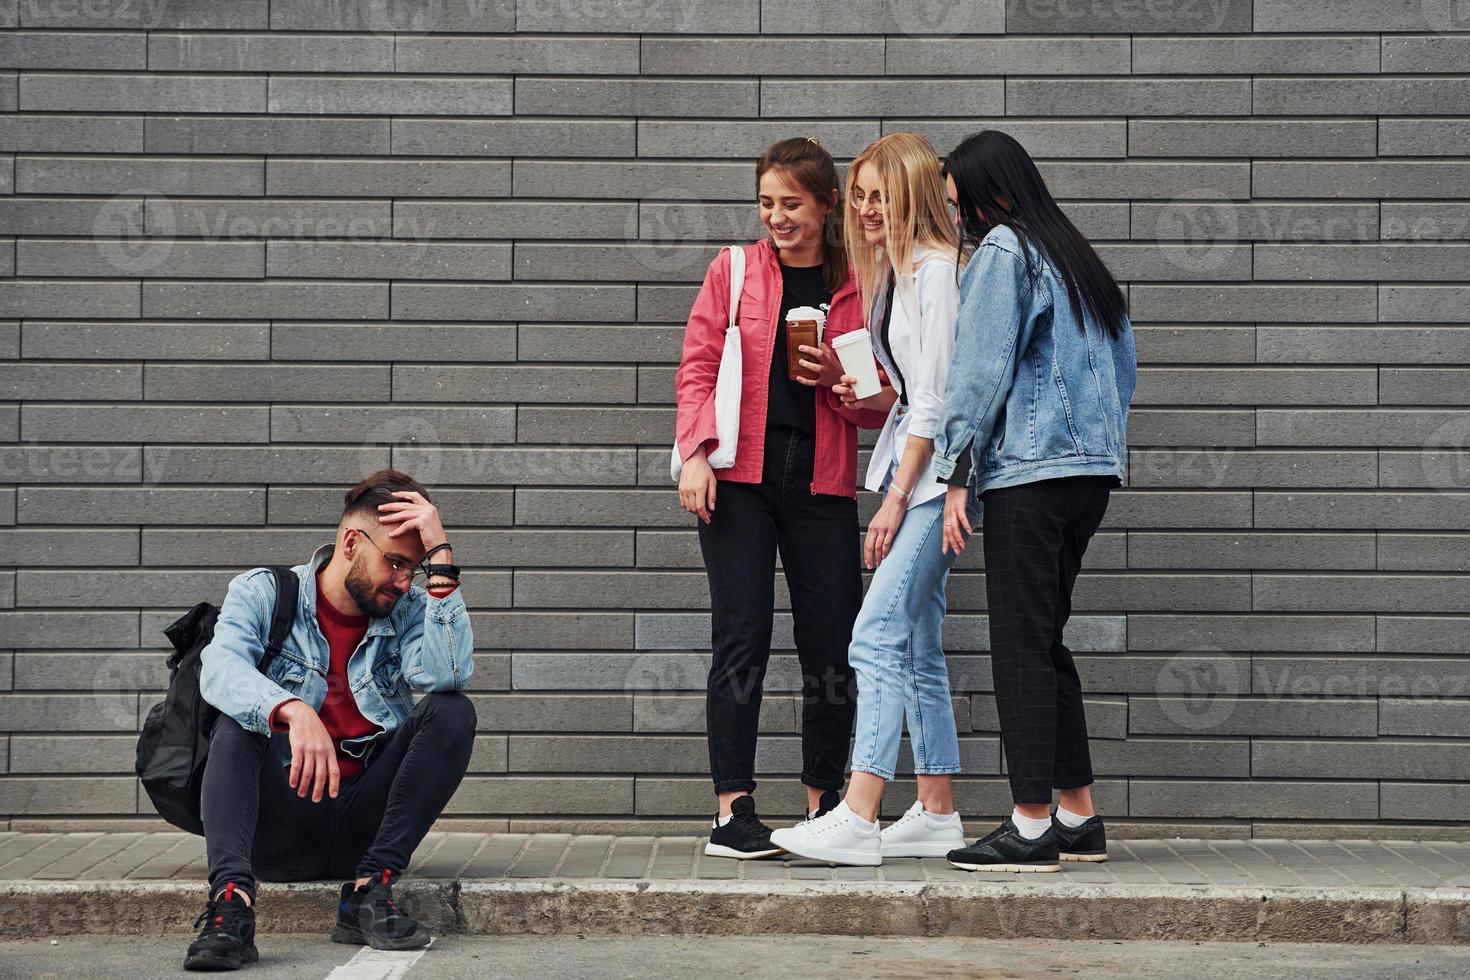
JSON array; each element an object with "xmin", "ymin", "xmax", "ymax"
[{"xmin": 415, "ymin": 690, "xmax": 476, "ymax": 740}]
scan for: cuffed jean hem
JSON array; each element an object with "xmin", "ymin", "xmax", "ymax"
[
  {"xmin": 713, "ymin": 778, "xmax": 757, "ymax": 794},
  {"xmin": 913, "ymin": 766, "xmax": 962, "ymax": 776},
  {"xmin": 850, "ymin": 763, "xmax": 895, "ymax": 781},
  {"xmin": 801, "ymin": 771, "xmax": 845, "ymax": 793}
]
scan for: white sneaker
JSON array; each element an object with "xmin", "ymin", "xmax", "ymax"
[
  {"xmin": 880, "ymin": 800, "xmax": 966, "ymax": 858},
  {"xmin": 769, "ymin": 801, "xmax": 883, "ymax": 866}
]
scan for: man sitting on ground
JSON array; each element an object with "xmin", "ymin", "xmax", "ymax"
[{"xmin": 184, "ymin": 469, "xmax": 475, "ymax": 971}]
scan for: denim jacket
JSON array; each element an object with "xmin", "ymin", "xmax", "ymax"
[
  {"xmin": 932, "ymin": 225, "xmax": 1137, "ymax": 493},
  {"xmin": 199, "ymin": 545, "xmax": 475, "ymax": 738}
]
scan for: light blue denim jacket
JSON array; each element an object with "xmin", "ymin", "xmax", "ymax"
[
  {"xmin": 932, "ymin": 225, "xmax": 1137, "ymax": 493},
  {"xmin": 199, "ymin": 545, "xmax": 475, "ymax": 738}
]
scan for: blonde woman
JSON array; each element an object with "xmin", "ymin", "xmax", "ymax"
[{"xmin": 772, "ymin": 133, "xmax": 974, "ymax": 866}]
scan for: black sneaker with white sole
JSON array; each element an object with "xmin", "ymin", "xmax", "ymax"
[
  {"xmin": 1052, "ymin": 812, "xmax": 1108, "ymax": 861},
  {"xmin": 704, "ymin": 795, "xmax": 782, "ymax": 859},
  {"xmin": 946, "ymin": 817, "xmax": 1061, "ymax": 873}
]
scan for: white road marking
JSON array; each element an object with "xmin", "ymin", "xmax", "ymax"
[{"xmin": 324, "ymin": 945, "xmax": 429, "ymax": 980}]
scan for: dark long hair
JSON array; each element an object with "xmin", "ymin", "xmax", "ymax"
[
  {"xmin": 942, "ymin": 130, "xmax": 1127, "ymax": 338},
  {"xmin": 756, "ymin": 137, "xmax": 848, "ymax": 295}
]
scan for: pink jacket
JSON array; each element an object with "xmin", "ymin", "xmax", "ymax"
[{"xmin": 674, "ymin": 238, "xmax": 889, "ymax": 498}]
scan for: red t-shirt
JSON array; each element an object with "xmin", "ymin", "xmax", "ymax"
[
  {"xmin": 269, "ymin": 576, "xmax": 378, "ymax": 780},
  {"xmin": 314, "ymin": 580, "xmax": 379, "ymax": 779}
]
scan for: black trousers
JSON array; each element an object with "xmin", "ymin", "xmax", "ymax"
[
  {"xmin": 698, "ymin": 427, "xmax": 861, "ymax": 795},
  {"xmin": 982, "ymin": 475, "xmax": 1113, "ymax": 804},
  {"xmin": 201, "ymin": 690, "xmax": 476, "ymax": 901}
]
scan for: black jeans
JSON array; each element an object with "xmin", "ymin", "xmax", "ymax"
[
  {"xmin": 698, "ymin": 426, "xmax": 861, "ymax": 795},
  {"xmin": 201, "ymin": 690, "xmax": 476, "ymax": 901},
  {"xmin": 982, "ymin": 475, "xmax": 1113, "ymax": 804}
]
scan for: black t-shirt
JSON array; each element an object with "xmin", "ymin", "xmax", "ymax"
[{"xmin": 765, "ymin": 262, "xmax": 830, "ymax": 436}]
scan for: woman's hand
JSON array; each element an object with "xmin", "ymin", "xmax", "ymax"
[
  {"xmin": 678, "ymin": 448, "xmax": 718, "ymax": 525},
  {"xmin": 863, "ymin": 489, "xmax": 908, "ymax": 569},
  {"xmin": 834, "ymin": 375, "xmax": 899, "ymax": 413},
  {"xmin": 942, "ymin": 483, "xmax": 974, "ymax": 556},
  {"xmin": 794, "ymin": 342, "xmax": 844, "ymax": 388}
]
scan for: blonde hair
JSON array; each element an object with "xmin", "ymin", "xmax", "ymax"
[{"xmin": 843, "ymin": 132, "xmax": 963, "ymax": 319}]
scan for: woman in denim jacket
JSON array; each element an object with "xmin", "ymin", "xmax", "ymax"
[
  {"xmin": 772, "ymin": 133, "xmax": 977, "ymax": 867},
  {"xmin": 933, "ymin": 130, "xmax": 1138, "ymax": 873}
]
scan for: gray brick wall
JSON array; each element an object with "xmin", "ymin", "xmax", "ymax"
[{"xmin": 2, "ymin": 2, "xmax": 1469, "ymax": 837}]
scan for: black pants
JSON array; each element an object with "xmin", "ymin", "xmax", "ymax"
[
  {"xmin": 698, "ymin": 427, "xmax": 861, "ymax": 795},
  {"xmin": 201, "ymin": 691, "xmax": 476, "ymax": 901},
  {"xmin": 982, "ymin": 475, "xmax": 1113, "ymax": 804}
]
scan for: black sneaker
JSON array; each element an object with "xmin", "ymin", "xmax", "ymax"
[
  {"xmin": 1053, "ymin": 811, "xmax": 1109, "ymax": 862},
  {"xmin": 704, "ymin": 795, "xmax": 782, "ymax": 859},
  {"xmin": 946, "ymin": 817, "xmax": 1061, "ymax": 873},
  {"xmin": 807, "ymin": 789, "xmax": 841, "ymax": 821},
  {"xmin": 331, "ymin": 870, "xmax": 432, "ymax": 951},
  {"xmin": 183, "ymin": 881, "xmax": 258, "ymax": 971}
]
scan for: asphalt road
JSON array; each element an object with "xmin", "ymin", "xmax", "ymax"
[{"xmin": 3, "ymin": 935, "xmax": 1468, "ymax": 980}]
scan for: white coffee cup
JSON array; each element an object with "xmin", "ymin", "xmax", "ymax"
[{"xmin": 831, "ymin": 329, "xmax": 882, "ymax": 400}]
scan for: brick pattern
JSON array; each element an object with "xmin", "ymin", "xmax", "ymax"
[{"xmin": 2, "ymin": 4, "xmax": 1470, "ymax": 834}]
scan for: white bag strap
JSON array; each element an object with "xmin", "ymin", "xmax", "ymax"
[{"xmin": 726, "ymin": 244, "xmax": 745, "ymax": 329}]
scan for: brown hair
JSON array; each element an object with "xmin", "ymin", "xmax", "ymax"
[
  {"xmin": 756, "ymin": 137, "xmax": 849, "ymax": 294},
  {"xmin": 343, "ymin": 469, "xmax": 431, "ymax": 522}
]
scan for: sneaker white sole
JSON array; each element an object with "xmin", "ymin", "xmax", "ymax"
[
  {"xmin": 1060, "ymin": 851, "xmax": 1108, "ymax": 862},
  {"xmin": 948, "ymin": 860, "xmax": 1062, "ymax": 873},
  {"xmin": 881, "ymin": 840, "xmax": 966, "ymax": 858},
  {"xmin": 774, "ymin": 840, "xmax": 882, "ymax": 866},
  {"xmin": 703, "ymin": 842, "xmax": 784, "ymax": 860}
]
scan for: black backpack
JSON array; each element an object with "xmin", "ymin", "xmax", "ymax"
[{"xmin": 136, "ymin": 566, "xmax": 299, "ymax": 835}]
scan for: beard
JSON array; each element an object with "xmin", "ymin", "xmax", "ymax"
[{"xmin": 344, "ymin": 553, "xmax": 404, "ymax": 619}]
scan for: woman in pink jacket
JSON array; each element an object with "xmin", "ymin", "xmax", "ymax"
[{"xmin": 674, "ymin": 138, "xmax": 892, "ymax": 859}]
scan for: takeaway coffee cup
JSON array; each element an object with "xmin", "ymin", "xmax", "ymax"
[
  {"xmin": 831, "ymin": 329, "xmax": 882, "ymax": 400},
  {"xmin": 785, "ymin": 305, "xmax": 827, "ymax": 383}
]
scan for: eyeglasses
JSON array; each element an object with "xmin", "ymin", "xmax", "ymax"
[
  {"xmin": 848, "ymin": 187, "xmax": 886, "ymax": 213},
  {"xmin": 352, "ymin": 528, "xmax": 423, "ymax": 585}
]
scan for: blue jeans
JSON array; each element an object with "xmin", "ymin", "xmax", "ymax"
[{"xmin": 849, "ymin": 491, "xmax": 978, "ymax": 781}]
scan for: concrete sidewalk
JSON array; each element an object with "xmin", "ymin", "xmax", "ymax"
[{"xmin": 4, "ymin": 831, "xmax": 1470, "ymax": 944}]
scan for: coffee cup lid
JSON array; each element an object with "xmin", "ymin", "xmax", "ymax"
[{"xmin": 786, "ymin": 305, "xmax": 827, "ymax": 324}]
